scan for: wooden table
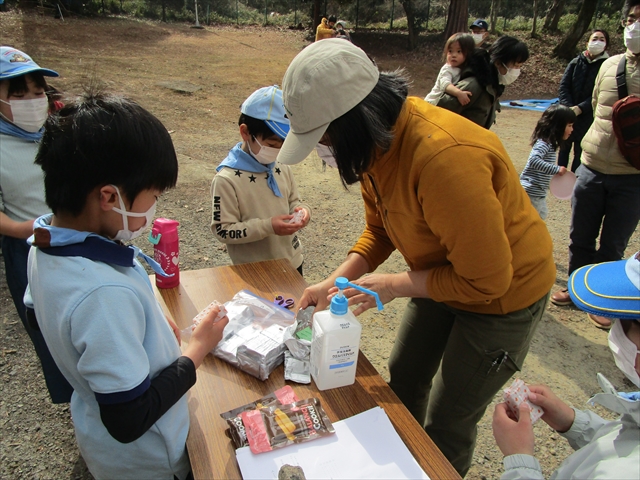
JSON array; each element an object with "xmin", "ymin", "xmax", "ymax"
[{"xmin": 153, "ymin": 259, "xmax": 461, "ymax": 480}]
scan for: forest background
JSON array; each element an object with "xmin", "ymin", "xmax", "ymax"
[{"xmin": 2, "ymin": 0, "xmax": 630, "ymax": 56}]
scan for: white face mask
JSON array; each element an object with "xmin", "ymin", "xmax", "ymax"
[
  {"xmin": 587, "ymin": 40, "xmax": 606, "ymax": 56},
  {"xmin": 498, "ymin": 63, "xmax": 521, "ymax": 85},
  {"xmin": 472, "ymin": 33, "xmax": 485, "ymax": 45},
  {"xmin": 608, "ymin": 320, "xmax": 640, "ymax": 387},
  {"xmin": 110, "ymin": 185, "xmax": 157, "ymax": 242},
  {"xmin": 624, "ymin": 22, "xmax": 640, "ymax": 54},
  {"xmin": 249, "ymin": 136, "xmax": 280, "ymax": 165},
  {"xmin": 0, "ymin": 97, "xmax": 48, "ymax": 132},
  {"xmin": 316, "ymin": 143, "xmax": 338, "ymax": 168}
]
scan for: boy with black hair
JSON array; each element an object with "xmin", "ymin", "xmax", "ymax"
[
  {"xmin": 25, "ymin": 91, "xmax": 228, "ymax": 479},
  {"xmin": 211, "ymin": 85, "xmax": 310, "ymax": 275}
]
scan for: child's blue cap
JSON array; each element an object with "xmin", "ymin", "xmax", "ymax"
[
  {"xmin": 568, "ymin": 252, "xmax": 640, "ymax": 320},
  {"xmin": 241, "ymin": 85, "xmax": 290, "ymax": 139},
  {"xmin": 0, "ymin": 46, "xmax": 59, "ymax": 80}
]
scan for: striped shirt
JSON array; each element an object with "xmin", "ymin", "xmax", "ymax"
[{"xmin": 519, "ymin": 139, "xmax": 561, "ymax": 198}]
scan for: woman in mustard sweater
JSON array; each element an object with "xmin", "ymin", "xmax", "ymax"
[{"xmin": 277, "ymin": 39, "xmax": 555, "ymax": 477}]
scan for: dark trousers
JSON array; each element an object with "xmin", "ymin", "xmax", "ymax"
[
  {"xmin": 568, "ymin": 165, "xmax": 640, "ymax": 274},
  {"xmin": 557, "ymin": 139, "xmax": 582, "ymax": 172},
  {"xmin": 388, "ymin": 294, "xmax": 548, "ymax": 477},
  {"xmin": 1, "ymin": 235, "xmax": 73, "ymax": 403},
  {"xmin": 558, "ymin": 119, "xmax": 590, "ymax": 173}
]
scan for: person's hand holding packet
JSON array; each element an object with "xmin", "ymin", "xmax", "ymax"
[{"xmin": 503, "ymin": 378, "xmax": 544, "ymax": 424}]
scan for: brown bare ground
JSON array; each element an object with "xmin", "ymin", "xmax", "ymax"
[{"xmin": 1, "ymin": 10, "xmax": 638, "ymax": 479}]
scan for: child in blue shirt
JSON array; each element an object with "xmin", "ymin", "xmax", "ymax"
[
  {"xmin": 520, "ymin": 104, "xmax": 576, "ymax": 219},
  {"xmin": 25, "ymin": 91, "xmax": 228, "ymax": 480}
]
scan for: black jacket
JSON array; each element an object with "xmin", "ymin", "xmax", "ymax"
[{"xmin": 558, "ymin": 52, "xmax": 608, "ymax": 135}]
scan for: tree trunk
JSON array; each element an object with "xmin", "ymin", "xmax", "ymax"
[
  {"xmin": 444, "ymin": 0, "xmax": 469, "ymax": 39},
  {"xmin": 400, "ymin": 0, "xmax": 417, "ymax": 50},
  {"xmin": 543, "ymin": 0, "xmax": 566, "ymax": 33},
  {"xmin": 552, "ymin": 0, "xmax": 598, "ymax": 60},
  {"xmin": 531, "ymin": 0, "xmax": 539, "ymax": 38},
  {"xmin": 313, "ymin": 0, "xmax": 322, "ymax": 30},
  {"xmin": 489, "ymin": 0, "xmax": 500, "ymax": 34}
]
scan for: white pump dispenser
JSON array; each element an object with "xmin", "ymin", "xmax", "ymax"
[{"xmin": 310, "ymin": 277, "xmax": 383, "ymax": 391}]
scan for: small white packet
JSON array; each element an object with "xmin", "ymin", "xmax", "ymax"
[
  {"xmin": 503, "ymin": 378, "xmax": 544, "ymax": 424},
  {"xmin": 284, "ymin": 350, "xmax": 311, "ymax": 384},
  {"xmin": 289, "ymin": 209, "xmax": 305, "ymax": 224},
  {"xmin": 192, "ymin": 300, "xmax": 227, "ymax": 328}
]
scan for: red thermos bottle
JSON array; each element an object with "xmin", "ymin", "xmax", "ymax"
[{"xmin": 149, "ymin": 218, "xmax": 180, "ymax": 289}]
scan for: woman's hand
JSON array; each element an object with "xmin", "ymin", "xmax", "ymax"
[
  {"xmin": 299, "ymin": 278, "xmax": 335, "ymax": 311},
  {"xmin": 337, "ymin": 274, "xmax": 396, "ymax": 316},
  {"xmin": 492, "ymin": 402, "xmax": 535, "ymax": 456},
  {"xmin": 528, "ymin": 385, "xmax": 575, "ymax": 433}
]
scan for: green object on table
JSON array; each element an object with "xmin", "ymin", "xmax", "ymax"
[{"xmin": 296, "ymin": 327, "xmax": 312, "ymax": 341}]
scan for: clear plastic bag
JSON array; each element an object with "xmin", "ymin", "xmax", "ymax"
[{"xmin": 214, "ymin": 290, "xmax": 295, "ymax": 380}]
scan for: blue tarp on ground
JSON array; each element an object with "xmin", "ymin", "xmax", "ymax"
[{"xmin": 500, "ymin": 98, "xmax": 559, "ymax": 112}]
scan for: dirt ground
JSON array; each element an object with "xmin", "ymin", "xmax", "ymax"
[{"xmin": 1, "ymin": 11, "xmax": 639, "ymax": 480}]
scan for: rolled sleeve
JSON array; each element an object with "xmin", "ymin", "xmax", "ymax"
[{"xmin": 501, "ymin": 454, "xmax": 545, "ymax": 479}]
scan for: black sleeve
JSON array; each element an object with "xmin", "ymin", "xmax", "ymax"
[
  {"xmin": 98, "ymin": 356, "xmax": 196, "ymax": 443},
  {"xmin": 558, "ymin": 60, "xmax": 577, "ymax": 106}
]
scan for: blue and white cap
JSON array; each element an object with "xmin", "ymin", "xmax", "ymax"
[
  {"xmin": 569, "ymin": 252, "xmax": 640, "ymax": 320},
  {"xmin": 0, "ymin": 46, "xmax": 59, "ymax": 80},
  {"xmin": 241, "ymin": 85, "xmax": 290, "ymax": 140}
]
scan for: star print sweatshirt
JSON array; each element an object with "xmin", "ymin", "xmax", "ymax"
[{"xmin": 210, "ymin": 143, "xmax": 310, "ymax": 269}]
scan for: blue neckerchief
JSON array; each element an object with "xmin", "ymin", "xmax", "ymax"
[
  {"xmin": 0, "ymin": 116, "xmax": 44, "ymax": 141},
  {"xmin": 216, "ymin": 143, "xmax": 282, "ymax": 197},
  {"xmin": 29, "ymin": 214, "xmax": 171, "ymax": 277}
]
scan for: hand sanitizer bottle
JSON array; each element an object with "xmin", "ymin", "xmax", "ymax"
[{"xmin": 310, "ymin": 277, "xmax": 383, "ymax": 391}]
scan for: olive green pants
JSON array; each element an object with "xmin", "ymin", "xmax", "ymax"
[{"xmin": 388, "ymin": 294, "xmax": 548, "ymax": 477}]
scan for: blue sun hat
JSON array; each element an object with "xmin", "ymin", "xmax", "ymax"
[
  {"xmin": 568, "ymin": 252, "xmax": 640, "ymax": 320},
  {"xmin": 0, "ymin": 46, "xmax": 59, "ymax": 80},
  {"xmin": 241, "ymin": 85, "xmax": 290, "ymax": 140}
]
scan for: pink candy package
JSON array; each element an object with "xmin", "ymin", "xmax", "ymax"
[{"xmin": 503, "ymin": 378, "xmax": 544, "ymax": 424}]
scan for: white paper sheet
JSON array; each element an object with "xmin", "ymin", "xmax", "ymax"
[{"xmin": 236, "ymin": 406, "xmax": 430, "ymax": 480}]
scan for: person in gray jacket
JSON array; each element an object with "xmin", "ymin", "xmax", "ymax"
[{"xmin": 492, "ymin": 251, "xmax": 640, "ymax": 479}]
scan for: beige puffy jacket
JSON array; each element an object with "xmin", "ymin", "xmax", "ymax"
[{"xmin": 581, "ymin": 51, "xmax": 640, "ymax": 175}]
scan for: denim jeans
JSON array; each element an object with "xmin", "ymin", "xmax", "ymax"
[
  {"xmin": 527, "ymin": 195, "xmax": 548, "ymax": 220},
  {"xmin": 388, "ymin": 294, "xmax": 548, "ymax": 477},
  {"xmin": 569, "ymin": 165, "xmax": 640, "ymax": 274},
  {"xmin": 1, "ymin": 235, "xmax": 72, "ymax": 403}
]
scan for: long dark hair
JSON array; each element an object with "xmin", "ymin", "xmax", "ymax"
[
  {"xmin": 324, "ymin": 69, "xmax": 409, "ymax": 186},
  {"xmin": 531, "ymin": 104, "xmax": 576, "ymax": 149},
  {"xmin": 442, "ymin": 33, "xmax": 475, "ymax": 66}
]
